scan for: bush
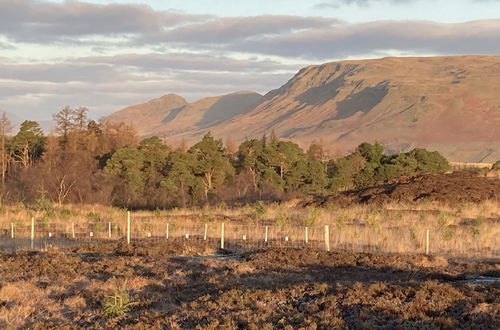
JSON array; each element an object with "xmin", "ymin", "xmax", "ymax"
[
  {"xmin": 86, "ymin": 211, "xmax": 101, "ymax": 222},
  {"xmin": 302, "ymin": 207, "xmax": 321, "ymax": 227},
  {"xmin": 492, "ymin": 161, "xmax": 500, "ymax": 170},
  {"xmin": 252, "ymin": 201, "xmax": 267, "ymax": 221},
  {"xmin": 34, "ymin": 197, "xmax": 53, "ymax": 214},
  {"xmin": 58, "ymin": 208, "xmax": 72, "ymax": 221},
  {"xmin": 103, "ymin": 290, "xmax": 135, "ymax": 317}
]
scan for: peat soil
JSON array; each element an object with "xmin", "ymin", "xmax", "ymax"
[
  {"xmin": 0, "ymin": 240, "xmax": 498, "ymax": 329},
  {"xmin": 311, "ymin": 171, "xmax": 500, "ymax": 207}
]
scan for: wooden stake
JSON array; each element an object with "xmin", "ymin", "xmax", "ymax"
[
  {"xmin": 426, "ymin": 229, "xmax": 430, "ymax": 255},
  {"xmin": 265, "ymin": 226, "xmax": 268, "ymax": 243},
  {"xmin": 72, "ymin": 223, "xmax": 75, "ymax": 239},
  {"xmin": 221, "ymin": 222, "xmax": 225, "ymax": 249},
  {"xmin": 31, "ymin": 217, "xmax": 34, "ymax": 249},
  {"xmin": 11, "ymin": 223, "xmax": 14, "ymax": 239},
  {"xmin": 166, "ymin": 223, "xmax": 169, "ymax": 239},
  {"xmin": 108, "ymin": 222, "xmax": 112, "ymax": 238},
  {"xmin": 305, "ymin": 227, "xmax": 309, "ymax": 244},
  {"xmin": 127, "ymin": 211, "xmax": 131, "ymax": 245},
  {"xmin": 324, "ymin": 225, "xmax": 330, "ymax": 252},
  {"xmin": 204, "ymin": 223, "xmax": 208, "ymax": 240}
]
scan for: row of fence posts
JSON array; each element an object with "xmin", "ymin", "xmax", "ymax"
[{"xmin": 8, "ymin": 212, "xmax": 432, "ymax": 255}]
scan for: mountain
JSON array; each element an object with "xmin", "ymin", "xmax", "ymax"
[
  {"xmin": 104, "ymin": 56, "xmax": 500, "ymax": 162},
  {"xmin": 104, "ymin": 93, "xmax": 188, "ymax": 136}
]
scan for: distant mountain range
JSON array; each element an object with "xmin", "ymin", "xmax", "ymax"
[{"xmin": 104, "ymin": 56, "xmax": 500, "ymax": 162}]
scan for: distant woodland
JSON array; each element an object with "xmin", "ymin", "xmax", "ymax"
[{"xmin": 0, "ymin": 107, "xmax": 455, "ymax": 209}]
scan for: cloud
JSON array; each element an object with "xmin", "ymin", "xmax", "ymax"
[
  {"xmin": 0, "ymin": 0, "xmax": 207, "ymax": 43},
  {"xmin": 147, "ymin": 16, "xmax": 340, "ymax": 44},
  {"xmin": 226, "ymin": 19, "xmax": 500, "ymax": 59},
  {"xmin": 314, "ymin": 0, "xmax": 418, "ymax": 8},
  {"xmin": 0, "ymin": 62, "xmax": 139, "ymax": 83},
  {"xmin": 0, "ymin": 54, "xmax": 298, "ymax": 120},
  {"xmin": 76, "ymin": 53, "xmax": 299, "ymax": 73}
]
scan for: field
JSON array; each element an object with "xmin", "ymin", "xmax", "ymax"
[
  {"xmin": 0, "ymin": 240, "xmax": 499, "ymax": 329},
  {"xmin": 0, "ymin": 171, "xmax": 499, "ymax": 328}
]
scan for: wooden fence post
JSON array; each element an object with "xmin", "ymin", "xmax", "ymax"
[
  {"xmin": 108, "ymin": 222, "xmax": 112, "ymax": 238},
  {"xmin": 204, "ymin": 223, "xmax": 208, "ymax": 240},
  {"xmin": 166, "ymin": 223, "xmax": 169, "ymax": 239},
  {"xmin": 221, "ymin": 222, "xmax": 225, "ymax": 249},
  {"xmin": 425, "ymin": 229, "xmax": 430, "ymax": 255},
  {"xmin": 11, "ymin": 223, "xmax": 14, "ymax": 239},
  {"xmin": 31, "ymin": 217, "xmax": 34, "ymax": 249},
  {"xmin": 127, "ymin": 211, "xmax": 131, "ymax": 245},
  {"xmin": 265, "ymin": 226, "xmax": 268, "ymax": 244},
  {"xmin": 72, "ymin": 223, "xmax": 75, "ymax": 239},
  {"xmin": 305, "ymin": 227, "xmax": 309, "ymax": 244},
  {"xmin": 324, "ymin": 225, "xmax": 330, "ymax": 252}
]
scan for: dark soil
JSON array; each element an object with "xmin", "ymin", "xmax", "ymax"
[
  {"xmin": 0, "ymin": 240, "xmax": 498, "ymax": 329},
  {"xmin": 313, "ymin": 171, "xmax": 500, "ymax": 207}
]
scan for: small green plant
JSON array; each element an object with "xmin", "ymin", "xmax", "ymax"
[
  {"xmin": 252, "ymin": 201, "xmax": 267, "ymax": 221},
  {"xmin": 276, "ymin": 207, "xmax": 289, "ymax": 230},
  {"xmin": 442, "ymin": 227, "xmax": 455, "ymax": 241},
  {"xmin": 87, "ymin": 211, "xmax": 101, "ymax": 222},
  {"xmin": 142, "ymin": 222, "xmax": 153, "ymax": 232},
  {"xmin": 409, "ymin": 226, "xmax": 418, "ymax": 246},
  {"xmin": 103, "ymin": 290, "xmax": 135, "ymax": 317},
  {"xmin": 94, "ymin": 222, "xmax": 104, "ymax": 232},
  {"xmin": 58, "ymin": 208, "xmax": 72, "ymax": 221},
  {"xmin": 40, "ymin": 214, "xmax": 50, "ymax": 227},
  {"xmin": 471, "ymin": 216, "xmax": 485, "ymax": 237},
  {"xmin": 437, "ymin": 211, "xmax": 454, "ymax": 241},
  {"xmin": 335, "ymin": 214, "xmax": 348, "ymax": 231},
  {"xmin": 437, "ymin": 211, "xmax": 449, "ymax": 228},
  {"xmin": 16, "ymin": 202, "xmax": 26, "ymax": 212},
  {"xmin": 35, "ymin": 197, "xmax": 53, "ymax": 214},
  {"xmin": 366, "ymin": 211, "xmax": 379, "ymax": 228},
  {"xmin": 217, "ymin": 201, "xmax": 228, "ymax": 210},
  {"xmin": 303, "ymin": 207, "xmax": 320, "ymax": 227},
  {"xmin": 153, "ymin": 207, "xmax": 162, "ymax": 217}
]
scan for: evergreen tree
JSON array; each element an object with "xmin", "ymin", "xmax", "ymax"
[
  {"xmin": 189, "ymin": 133, "xmax": 234, "ymax": 201},
  {"xmin": 9, "ymin": 121, "xmax": 45, "ymax": 168}
]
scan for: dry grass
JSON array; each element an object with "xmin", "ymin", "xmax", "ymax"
[{"xmin": 0, "ymin": 200, "xmax": 498, "ymax": 258}]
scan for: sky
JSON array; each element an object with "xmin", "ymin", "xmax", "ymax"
[{"xmin": 1, "ymin": 0, "xmax": 500, "ymax": 121}]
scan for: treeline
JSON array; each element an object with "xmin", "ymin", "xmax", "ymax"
[{"xmin": 0, "ymin": 107, "xmax": 452, "ymax": 209}]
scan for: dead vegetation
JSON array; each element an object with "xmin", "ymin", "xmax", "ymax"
[{"xmin": 0, "ymin": 242, "xmax": 498, "ymax": 329}]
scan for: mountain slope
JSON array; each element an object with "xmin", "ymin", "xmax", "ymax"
[
  {"xmin": 104, "ymin": 93, "xmax": 188, "ymax": 136},
  {"xmin": 105, "ymin": 56, "xmax": 500, "ymax": 162}
]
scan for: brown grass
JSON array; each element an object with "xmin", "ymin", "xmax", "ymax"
[{"xmin": 0, "ymin": 200, "xmax": 498, "ymax": 258}]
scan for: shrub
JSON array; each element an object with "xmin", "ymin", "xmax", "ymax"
[
  {"xmin": 252, "ymin": 201, "xmax": 267, "ymax": 221},
  {"xmin": 86, "ymin": 211, "xmax": 101, "ymax": 222},
  {"xmin": 103, "ymin": 290, "xmax": 135, "ymax": 317},
  {"xmin": 471, "ymin": 216, "xmax": 484, "ymax": 237},
  {"xmin": 58, "ymin": 208, "xmax": 72, "ymax": 221},
  {"xmin": 302, "ymin": 207, "xmax": 320, "ymax": 227},
  {"xmin": 335, "ymin": 214, "xmax": 348, "ymax": 231},
  {"xmin": 34, "ymin": 197, "xmax": 53, "ymax": 214},
  {"xmin": 492, "ymin": 161, "xmax": 500, "ymax": 170},
  {"xmin": 276, "ymin": 207, "xmax": 290, "ymax": 230}
]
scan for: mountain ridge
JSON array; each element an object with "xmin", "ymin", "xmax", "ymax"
[{"xmin": 103, "ymin": 55, "xmax": 500, "ymax": 162}]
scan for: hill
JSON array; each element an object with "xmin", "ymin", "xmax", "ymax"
[{"xmin": 104, "ymin": 56, "xmax": 500, "ymax": 162}]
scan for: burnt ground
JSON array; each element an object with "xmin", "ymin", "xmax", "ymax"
[
  {"xmin": 0, "ymin": 240, "xmax": 498, "ymax": 329},
  {"xmin": 312, "ymin": 171, "xmax": 500, "ymax": 207}
]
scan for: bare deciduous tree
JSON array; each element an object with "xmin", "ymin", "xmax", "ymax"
[{"xmin": 0, "ymin": 112, "xmax": 12, "ymax": 188}]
